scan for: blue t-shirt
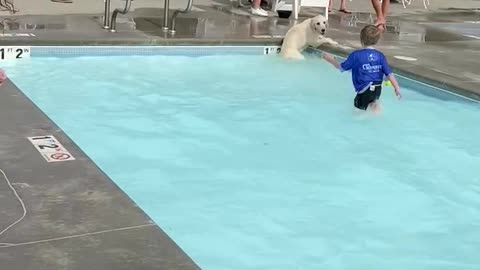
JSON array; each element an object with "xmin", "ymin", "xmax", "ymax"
[{"xmin": 340, "ymin": 48, "xmax": 392, "ymax": 93}]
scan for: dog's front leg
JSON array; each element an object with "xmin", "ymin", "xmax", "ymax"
[{"xmin": 317, "ymin": 37, "xmax": 339, "ymax": 46}]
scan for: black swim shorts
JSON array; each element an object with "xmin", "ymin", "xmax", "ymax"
[{"xmin": 354, "ymin": 84, "xmax": 382, "ymax": 110}]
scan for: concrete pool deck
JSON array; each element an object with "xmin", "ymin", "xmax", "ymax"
[{"xmin": 0, "ymin": 1, "xmax": 479, "ymax": 270}]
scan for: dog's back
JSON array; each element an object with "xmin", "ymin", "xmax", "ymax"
[{"xmin": 280, "ymin": 19, "xmax": 311, "ymax": 60}]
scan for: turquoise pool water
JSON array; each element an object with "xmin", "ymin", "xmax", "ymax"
[{"xmin": 7, "ymin": 54, "xmax": 480, "ymax": 270}]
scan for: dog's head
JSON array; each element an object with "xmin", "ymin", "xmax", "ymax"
[{"xmin": 309, "ymin": 15, "xmax": 328, "ymax": 36}]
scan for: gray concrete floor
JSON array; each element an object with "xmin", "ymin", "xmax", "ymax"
[
  {"xmin": 0, "ymin": 0, "xmax": 479, "ymax": 270},
  {"xmin": 2, "ymin": 0, "xmax": 479, "ymax": 15}
]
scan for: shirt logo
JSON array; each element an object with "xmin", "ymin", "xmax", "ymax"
[
  {"xmin": 362, "ymin": 63, "xmax": 382, "ymax": 73},
  {"xmin": 368, "ymin": 53, "xmax": 377, "ymax": 62}
]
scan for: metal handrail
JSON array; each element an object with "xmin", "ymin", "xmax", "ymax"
[
  {"xmin": 168, "ymin": 0, "xmax": 194, "ymax": 34},
  {"xmin": 162, "ymin": 0, "xmax": 170, "ymax": 31},
  {"xmin": 109, "ymin": 0, "xmax": 133, "ymax": 32},
  {"xmin": 0, "ymin": 0, "xmax": 18, "ymax": 14},
  {"xmin": 103, "ymin": 0, "xmax": 111, "ymax": 29}
]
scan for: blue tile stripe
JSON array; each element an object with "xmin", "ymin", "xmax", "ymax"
[{"xmin": 31, "ymin": 46, "xmax": 271, "ymax": 57}]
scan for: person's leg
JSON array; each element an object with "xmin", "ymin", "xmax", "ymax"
[
  {"xmin": 381, "ymin": 0, "xmax": 390, "ymax": 23},
  {"xmin": 368, "ymin": 101, "xmax": 382, "ymax": 114},
  {"xmin": 338, "ymin": 0, "xmax": 351, "ymax": 13},
  {"xmin": 371, "ymin": 0, "xmax": 386, "ymax": 29},
  {"xmin": 339, "ymin": 0, "xmax": 348, "ymax": 11},
  {"xmin": 251, "ymin": 0, "xmax": 268, "ymax": 16},
  {"xmin": 368, "ymin": 86, "xmax": 382, "ymax": 113},
  {"xmin": 329, "ymin": 0, "xmax": 333, "ymax": 12}
]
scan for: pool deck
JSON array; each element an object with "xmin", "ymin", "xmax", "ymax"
[{"xmin": 0, "ymin": 1, "xmax": 479, "ymax": 269}]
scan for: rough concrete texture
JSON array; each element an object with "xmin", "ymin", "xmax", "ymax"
[{"xmin": 1, "ymin": 0, "xmax": 479, "ymax": 15}]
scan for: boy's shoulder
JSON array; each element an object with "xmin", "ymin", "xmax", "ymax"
[
  {"xmin": 351, "ymin": 48, "xmax": 387, "ymax": 60},
  {"xmin": 352, "ymin": 47, "xmax": 384, "ymax": 55}
]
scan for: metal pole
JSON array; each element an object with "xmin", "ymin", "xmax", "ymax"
[
  {"xmin": 169, "ymin": 0, "xmax": 194, "ymax": 34},
  {"xmin": 162, "ymin": 0, "xmax": 169, "ymax": 31},
  {"xmin": 110, "ymin": 0, "xmax": 132, "ymax": 32},
  {"xmin": 103, "ymin": 0, "xmax": 111, "ymax": 29}
]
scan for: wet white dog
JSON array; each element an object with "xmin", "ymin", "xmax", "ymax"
[{"xmin": 280, "ymin": 15, "xmax": 338, "ymax": 60}]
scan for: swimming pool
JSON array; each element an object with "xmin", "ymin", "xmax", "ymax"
[{"xmin": 7, "ymin": 47, "xmax": 480, "ymax": 270}]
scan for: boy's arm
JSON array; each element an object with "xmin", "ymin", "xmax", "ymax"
[
  {"xmin": 381, "ymin": 55, "xmax": 401, "ymax": 99},
  {"xmin": 323, "ymin": 54, "xmax": 341, "ymax": 69},
  {"xmin": 388, "ymin": 74, "xmax": 402, "ymax": 99},
  {"xmin": 323, "ymin": 53, "xmax": 354, "ymax": 71}
]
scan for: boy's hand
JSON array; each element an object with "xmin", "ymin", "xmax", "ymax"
[
  {"xmin": 322, "ymin": 53, "xmax": 341, "ymax": 69},
  {"xmin": 388, "ymin": 75, "xmax": 402, "ymax": 100},
  {"xmin": 322, "ymin": 53, "xmax": 335, "ymax": 62},
  {"xmin": 395, "ymin": 89, "xmax": 402, "ymax": 100}
]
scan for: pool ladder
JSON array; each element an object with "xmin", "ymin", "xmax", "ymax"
[{"xmin": 103, "ymin": 0, "xmax": 194, "ymax": 34}]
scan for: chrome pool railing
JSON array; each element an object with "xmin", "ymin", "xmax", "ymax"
[
  {"xmin": 103, "ymin": 0, "xmax": 193, "ymax": 33},
  {"xmin": 103, "ymin": 0, "xmax": 111, "ymax": 29},
  {"xmin": 162, "ymin": 0, "xmax": 170, "ymax": 31},
  {"xmin": 169, "ymin": 0, "xmax": 194, "ymax": 34},
  {"xmin": 162, "ymin": 0, "xmax": 194, "ymax": 33},
  {"xmin": 110, "ymin": 0, "xmax": 133, "ymax": 32}
]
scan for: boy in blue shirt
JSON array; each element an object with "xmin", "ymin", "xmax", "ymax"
[{"xmin": 323, "ymin": 25, "xmax": 401, "ymax": 112}]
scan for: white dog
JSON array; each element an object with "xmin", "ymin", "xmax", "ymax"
[{"xmin": 280, "ymin": 15, "xmax": 338, "ymax": 60}]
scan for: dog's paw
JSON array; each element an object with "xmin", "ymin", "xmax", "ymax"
[{"xmin": 324, "ymin": 38, "xmax": 339, "ymax": 46}]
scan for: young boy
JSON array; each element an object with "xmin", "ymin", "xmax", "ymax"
[{"xmin": 323, "ymin": 25, "xmax": 401, "ymax": 113}]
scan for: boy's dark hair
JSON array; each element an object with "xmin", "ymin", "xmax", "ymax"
[{"xmin": 360, "ymin": 25, "xmax": 381, "ymax": 46}]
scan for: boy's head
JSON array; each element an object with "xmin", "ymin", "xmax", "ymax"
[{"xmin": 360, "ymin": 25, "xmax": 381, "ymax": 47}]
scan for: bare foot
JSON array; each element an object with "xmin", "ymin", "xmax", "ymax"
[
  {"xmin": 376, "ymin": 23, "xmax": 386, "ymax": 32},
  {"xmin": 374, "ymin": 17, "xmax": 386, "ymax": 26},
  {"xmin": 374, "ymin": 17, "xmax": 386, "ymax": 32}
]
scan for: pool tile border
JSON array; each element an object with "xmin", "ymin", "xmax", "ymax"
[{"xmin": 30, "ymin": 45, "xmax": 268, "ymax": 57}]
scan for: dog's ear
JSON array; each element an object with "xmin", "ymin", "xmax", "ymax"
[{"xmin": 309, "ymin": 18, "xmax": 316, "ymax": 32}]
